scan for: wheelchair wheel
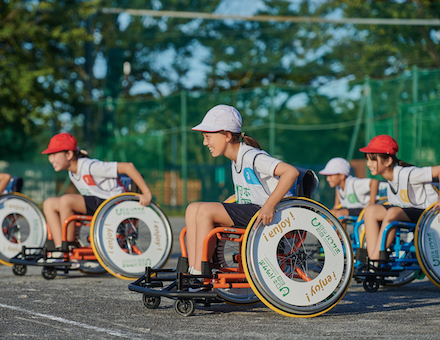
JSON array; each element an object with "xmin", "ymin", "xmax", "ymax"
[
  {"xmin": 0, "ymin": 193, "xmax": 47, "ymax": 266},
  {"xmin": 415, "ymin": 204, "xmax": 440, "ymax": 288},
  {"xmin": 174, "ymin": 299, "xmax": 195, "ymax": 317},
  {"xmin": 242, "ymin": 197, "xmax": 353, "ymax": 318},
  {"xmin": 213, "ymin": 234, "xmax": 259, "ymax": 305},
  {"xmin": 90, "ymin": 194, "xmax": 173, "ymax": 280}
]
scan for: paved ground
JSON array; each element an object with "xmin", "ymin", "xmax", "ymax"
[{"xmin": 1, "ymin": 217, "xmax": 440, "ymax": 339}]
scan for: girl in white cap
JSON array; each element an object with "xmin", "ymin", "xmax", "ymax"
[
  {"xmin": 319, "ymin": 157, "xmax": 379, "ymax": 219},
  {"xmin": 41, "ymin": 133, "xmax": 152, "ymax": 253},
  {"xmin": 186, "ymin": 104, "xmax": 299, "ymax": 280}
]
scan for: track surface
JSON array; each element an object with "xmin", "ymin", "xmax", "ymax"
[{"xmin": 1, "ymin": 217, "xmax": 440, "ymax": 340}]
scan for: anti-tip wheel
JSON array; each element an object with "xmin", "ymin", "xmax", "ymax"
[
  {"xmin": 174, "ymin": 299, "xmax": 195, "ymax": 317},
  {"xmin": 12, "ymin": 264, "xmax": 27, "ymax": 276},
  {"xmin": 363, "ymin": 277, "xmax": 380, "ymax": 292},
  {"xmin": 143, "ymin": 295, "xmax": 161, "ymax": 309},
  {"xmin": 42, "ymin": 266, "xmax": 57, "ymax": 280}
]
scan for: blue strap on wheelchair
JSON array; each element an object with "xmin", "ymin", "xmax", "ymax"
[{"xmin": 3, "ymin": 176, "xmax": 23, "ymax": 194}]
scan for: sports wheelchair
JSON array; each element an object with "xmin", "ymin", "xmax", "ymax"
[
  {"xmin": 128, "ymin": 169, "xmax": 354, "ymax": 317},
  {"xmin": 0, "ymin": 177, "xmax": 45, "ymax": 267},
  {"xmin": 6, "ymin": 176, "xmax": 173, "ymax": 280},
  {"xmin": 352, "ymin": 204, "xmax": 440, "ymax": 292}
]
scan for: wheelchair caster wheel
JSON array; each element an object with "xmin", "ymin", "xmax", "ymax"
[
  {"xmin": 12, "ymin": 264, "xmax": 27, "ymax": 276},
  {"xmin": 42, "ymin": 266, "xmax": 57, "ymax": 280},
  {"xmin": 143, "ymin": 295, "xmax": 161, "ymax": 309},
  {"xmin": 174, "ymin": 299, "xmax": 195, "ymax": 317},
  {"xmin": 363, "ymin": 277, "xmax": 379, "ymax": 292}
]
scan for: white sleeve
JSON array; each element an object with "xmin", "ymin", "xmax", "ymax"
[
  {"xmin": 254, "ymin": 154, "xmax": 282, "ymax": 177},
  {"xmin": 352, "ymin": 178, "xmax": 372, "ymax": 196},
  {"xmin": 409, "ymin": 167, "xmax": 433, "ymax": 184},
  {"xmin": 89, "ymin": 161, "xmax": 118, "ymax": 178}
]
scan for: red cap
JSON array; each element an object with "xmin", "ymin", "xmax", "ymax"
[
  {"xmin": 41, "ymin": 133, "xmax": 78, "ymax": 154},
  {"xmin": 359, "ymin": 135, "xmax": 399, "ymax": 155}
]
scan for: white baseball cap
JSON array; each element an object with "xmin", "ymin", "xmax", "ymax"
[
  {"xmin": 192, "ymin": 105, "xmax": 242, "ymax": 133},
  {"xmin": 319, "ymin": 157, "xmax": 351, "ymax": 177}
]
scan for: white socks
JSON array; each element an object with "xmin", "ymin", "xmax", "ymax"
[{"xmin": 188, "ymin": 266, "xmax": 201, "ymax": 275}]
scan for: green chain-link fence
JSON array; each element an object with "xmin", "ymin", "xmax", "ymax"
[{"xmin": 3, "ymin": 66, "xmax": 440, "ymax": 212}]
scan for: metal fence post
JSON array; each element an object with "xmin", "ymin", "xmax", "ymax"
[
  {"xmin": 269, "ymin": 85, "xmax": 275, "ymax": 155},
  {"xmin": 181, "ymin": 90, "xmax": 187, "ymax": 207}
]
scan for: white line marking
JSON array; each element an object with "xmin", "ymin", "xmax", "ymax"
[{"xmin": 0, "ymin": 303, "xmax": 147, "ymax": 340}]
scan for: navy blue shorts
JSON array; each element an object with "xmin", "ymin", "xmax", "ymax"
[
  {"xmin": 222, "ymin": 202, "xmax": 261, "ymax": 228},
  {"xmin": 346, "ymin": 208, "xmax": 363, "ymax": 216},
  {"xmin": 384, "ymin": 205, "xmax": 425, "ymax": 223},
  {"xmin": 82, "ymin": 196, "xmax": 106, "ymax": 216}
]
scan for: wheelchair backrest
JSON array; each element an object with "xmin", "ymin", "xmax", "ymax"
[
  {"xmin": 289, "ymin": 167, "xmax": 319, "ymax": 198},
  {"xmin": 2, "ymin": 176, "xmax": 23, "ymax": 194},
  {"xmin": 118, "ymin": 174, "xmax": 142, "ymax": 193}
]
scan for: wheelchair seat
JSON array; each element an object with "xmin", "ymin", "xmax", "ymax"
[{"xmin": 2, "ymin": 176, "xmax": 23, "ymax": 194}]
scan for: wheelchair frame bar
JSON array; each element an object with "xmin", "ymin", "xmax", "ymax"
[{"xmin": 380, "ymin": 221, "xmax": 416, "ymax": 252}]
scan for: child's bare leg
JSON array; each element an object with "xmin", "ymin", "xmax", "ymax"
[
  {"xmin": 371, "ymin": 207, "xmax": 411, "ymax": 260},
  {"xmin": 193, "ymin": 202, "xmax": 233, "ymax": 271},
  {"xmin": 58, "ymin": 194, "xmax": 87, "ymax": 242},
  {"xmin": 363, "ymin": 205, "xmax": 387, "ymax": 260},
  {"xmin": 43, "ymin": 197, "xmax": 62, "ymax": 247},
  {"xmin": 185, "ymin": 202, "xmax": 203, "ymax": 269},
  {"xmin": 331, "ymin": 208, "xmax": 349, "ymax": 218}
]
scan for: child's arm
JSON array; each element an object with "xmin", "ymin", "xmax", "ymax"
[
  {"xmin": 117, "ymin": 163, "xmax": 152, "ymax": 206},
  {"xmin": 0, "ymin": 173, "xmax": 12, "ymax": 194},
  {"xmin": 369, "ymin": 179, "xmax": 379, "ymax": 205},
  {"xmin": 431, "ymin": 166, "xmax": 440, "ymax": 210},
  {"xmin": 224, "ymin": 194, "xmax": 236, "ymax": 203},
  {"xmin": 332, "ymin": 189, "xmax": 340, "ymax": 210},
  {"xmin": 255, "ymin": 162, "xmax": 299, "ymax": 226}
]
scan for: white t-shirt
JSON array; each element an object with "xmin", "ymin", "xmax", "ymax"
[
  {"xmin": 387, "ymin": 165, "xmax": 438, "ymax": 209},
  {"xmin": 337, "ymin": 176, "xmax": 373, "ymax": 209},
  {"xmin": 69, "ymin": 158, "xmax": 125, "ymax": 199},
  {"xmin": 232, "ymin": 143, "xmax": 291, "ymax": 206}
]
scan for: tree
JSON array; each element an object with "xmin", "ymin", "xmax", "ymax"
[{"xmin": 0, "ymin": 0, "xmax": 98, "ymax": 161}]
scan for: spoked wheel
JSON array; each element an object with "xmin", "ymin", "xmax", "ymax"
[
  {"xmin": 0, "ymin": 193, "xmax": 47, "ymax": 266},
  {"xmin": 42, "ymin": 266, "xmax": 57, "ymax": 280},
  {"xmin": 243, "ymin": 197, "xmax": 353, "ymax": 318},
  {"xmin": 90, "ymin": 194, "xmax": 173, "ymax": 280},
  {"xmin": 143, "ymin": 295, "xmax": 161, "ymax": 309},
  {"xmin": 363, "ymin": 277, "xmax": 380, "ymax": 292},
  {"xmin": 12, "ymin": 264, "xmax": 27, "ymax": 276},
  {"xmin": 174, "ymin": 299, "xmax": 195, "ymax": 317},
  {"xmin": 213, "ymin": 234, "xmax": 259, "ymax": 305},
  {"xmin": 415, "ymin": 205, "xmax": 440, "ymax": 288},
  {"xmin": 74, "ymin": 221, "xmax": 107, "ymax": 275}
]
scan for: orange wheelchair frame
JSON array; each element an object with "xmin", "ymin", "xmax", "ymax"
[
  {"xmin": 129, "ymin": 196, "xmax": 354, "ymax": 318},
  {"xmin": 9, "ymin": 193, "xmax": 173, "ymax": 280}
]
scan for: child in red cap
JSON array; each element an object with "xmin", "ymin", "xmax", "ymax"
[
  {"xmin": 359, "ymin": 135, "xmax": 440, "ymax": 260},
  {"xmin": 41, "ymin": 133, "xmax": 152, "ymax": 253}
]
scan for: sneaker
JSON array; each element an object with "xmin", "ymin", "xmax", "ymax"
[
  {"xmin": 188, "ymin": 278, "xmax": 209, "ymax": 293},
  {"xmin": 69, "ymin": 260, "xmax": 80, "ymax": 270}
]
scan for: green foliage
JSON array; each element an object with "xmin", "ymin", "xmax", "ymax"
[{"xmin": 0, "ymin": 0, "xmax": 98, "ymax": 161}]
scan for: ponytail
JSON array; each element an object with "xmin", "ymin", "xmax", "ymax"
[
  {"xmin": 364, "ymin": 153, "xmax": 412, "ymax": 167},
  {"xmin": 229, "ymin": 132, "xmax": 261, "ymax": 149},
  {"xmin": 70, "ymin": 149, "xmax": 89, "ymax": 160}
]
